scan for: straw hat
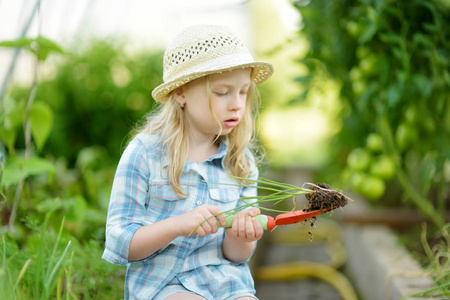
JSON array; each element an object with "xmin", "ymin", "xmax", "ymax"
[{"xmin": 152, "ymin": 24, "xmax": 274, "ymax": 103}]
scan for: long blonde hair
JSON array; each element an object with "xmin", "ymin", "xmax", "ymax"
[{"xmin": 139, "ymin": 75, "xmax": 261, "ymax": 197}]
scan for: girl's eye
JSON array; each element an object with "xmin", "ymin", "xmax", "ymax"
[
  {"xmin": 240, "ymin": 90, "xmax": 249, "ymax": 95},
  {"xmin": 214, "ymin": 91, "xmax": 228, "ymax": 96}
]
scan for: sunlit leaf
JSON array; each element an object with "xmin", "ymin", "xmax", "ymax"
[
  {"xmin": 0, "ymin": 37, "xmax": 32, "ymax": 48},
  {"xmin": 1, "ymin": 156, "xmax": 55, "ymax": 188},
  {"xmin": 1, "ymin": 158, "xmax": 27, "ymax": 187},
  {"xmin": 0, "ymin": 36, "xmax": 63, "ymax": 61},
  {"xmin": 34, "ymin": 36, "xmax": 64, "ymax": 61},
  {"xmin": 0, "ymin": 127, "xmax": 16, "ymax": 152},
  {"xmin": 21, "ymin": 156, "xmax": 55, "ymax": 177},
  {"xmin": 30, "ymin": 101, "xmax": 53, "ymax": 152}
]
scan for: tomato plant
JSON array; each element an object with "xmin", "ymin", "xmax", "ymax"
[{"xmin": 293, "ymin": 0, "xmax": 449, "ymax": 228}]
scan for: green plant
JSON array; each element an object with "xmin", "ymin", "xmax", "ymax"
[
  {"xmin": 291, "ymin": 0, "xmax": 449, "ymax": 294},
  {"xmin": 0, "ymin": 215, "xmax": 71, "ymax": 300},
  {"xmin": 5, "ymin": 40, "xmax": 163, "ymax": 166},
  {"xmin": 292, "ymin": 0, "xmax": 449, "ymax": 227},
  {"xmin": 0, "ymin": 214, "xmax": 124, "ymax": 299},
  {"xmin": 0, "ymin": 35, "xmax": 137, "ymax": 299},
  {"xmin": 399, "ymin": 223, "xmax": 450, "ymax": 298},
  {"xmin": 190, "ymin": 176, "xmax": 349, "ymax": 236},
  {"xmin": 0, "ymin": 36, "xmax": 63, "ymax": 230}
]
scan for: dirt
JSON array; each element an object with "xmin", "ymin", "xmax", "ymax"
[
  {"xmin": 305, "ymin": 183, "xmax": 349, "ymax": 212},
  {"xmin": 304, "ymin": 183, "xmax": 350, "ymax": 240}
]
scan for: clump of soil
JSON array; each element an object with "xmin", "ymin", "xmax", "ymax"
[
  {"xmin": 303, "ymin": 183, "xmax": 350, "ymax": 241},
  {"xmin": 305, "ymin": 183, "xmax": 349, "ymax": 212}
]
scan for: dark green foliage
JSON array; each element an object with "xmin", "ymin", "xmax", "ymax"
[{"xmin": 293, "ymin": 0, "xmax": 449, "ymax": 226}]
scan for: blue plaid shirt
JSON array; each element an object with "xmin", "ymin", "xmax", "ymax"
[{"xmin": 102, "ymin": 133, "xmax": 259, "ymax": 300}]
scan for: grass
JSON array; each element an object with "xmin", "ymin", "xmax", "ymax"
[
  {"xmin": 0, "ymin": 213, "xmax": 124, "ymax": 300},
  {"xmin": 400, "ymin": 223, "xmax": 450, "ymax": 299}
]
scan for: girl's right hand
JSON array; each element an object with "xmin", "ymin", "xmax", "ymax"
[{"xmin": 176, "ymin": 204, "xmax": 226, "ymax": 237}]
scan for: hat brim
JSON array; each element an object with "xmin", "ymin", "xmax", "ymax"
[{"xmin": 152, "ymin": 58, "xmax": 273, "ymax": 103}]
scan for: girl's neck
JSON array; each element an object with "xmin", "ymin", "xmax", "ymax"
[{"xmin": 188, "ymin": 136, "xmax": 220, "ymax": 163}]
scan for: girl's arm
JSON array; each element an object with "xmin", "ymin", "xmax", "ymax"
[
  {"xmin": 222, "ymin": 207, "xmax": 263, "ymax": 264},
  {"xmin": 103, "ymin": 138, "xmax": 227, "ymax": 264},
  {"xmin": 129, "ymin": 204, "xmax": 227, "ymax": 261}
]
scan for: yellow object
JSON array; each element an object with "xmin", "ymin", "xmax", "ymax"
[
  {"xmin": 269, "ymin": 219, "xmax": 347, "ymax": 269},
  {"xmin": 255, "ymin": 261, "xmax": 358, "ymax": 300}
]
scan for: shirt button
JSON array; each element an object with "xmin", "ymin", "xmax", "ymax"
[{"xmin": 196, "ymin": 201, "xmax": 202, "ymax": 205}]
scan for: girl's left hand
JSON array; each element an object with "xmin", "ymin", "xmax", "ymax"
[{"xmin": 225, "ymin": 207, "xmax": 264, "ymax": 243}]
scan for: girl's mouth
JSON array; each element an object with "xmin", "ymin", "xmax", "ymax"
[{"xmin": 223, "ymin": 118, "xmax": 239, "ymax": 128}]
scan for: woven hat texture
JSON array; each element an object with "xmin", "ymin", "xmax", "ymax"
[{"xmin": 152, "ymin": 24, "xmax": 274, "ymax": 103}]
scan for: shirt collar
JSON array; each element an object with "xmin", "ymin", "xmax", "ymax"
[{"xmin": 161, "ymin": 140, "xmax": 229, "ymax": 171}]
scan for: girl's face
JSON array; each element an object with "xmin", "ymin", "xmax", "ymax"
[{"xmin": 177, "ymin": 68, "xmax": 252, "ymax": 142}]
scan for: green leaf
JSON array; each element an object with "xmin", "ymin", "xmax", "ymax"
[
  {"xmin": 0, "ymin": 36, "xmax": 63, "ymax": 61},
  {"xmin": 4, "ymin": 103, "xmax": 24, "ymax": 129},
  {"xmin": 359, "ymin": 21, "xmax": 377, "ymax": 44},
  {"xmin": 65, "ymin": 196, "xmax": 87, "ymax": 221},
  {"xmin": 412, "ymin": 33, "xmax": 433, "ymax": 48},
  {"xmin": 0, "ymin": 127, "xmax": 16, "ymax": 152},
  {"xmin": 1, "ymin": 158, "xmax": 27, "ymax": 187},
  {"xmin": 21, "ymin": 156, "xmax": 55, "ymax": 177},
  {"xmin": 36, "ymin": 196, "xmax": 87, "ymax": 222},
  {"xmin": 386, "ymin": 84, "xmax": 401, "ymax": 107},
  {"xmin": 0, "ymin": 103, "xmax": 24, "ymax": 152},
  {"xmin": 0, "ymin": 37, "xmax": 33, "ymax": 48},
  {"xmin": 380, "ymin": 33, "xmax": 404, "ymax": 46},
  {"xmin": 34, "ymin": 36, "xmax": 64, "ymax": 61},
  {"xmin": 413, "ymin": 74, "xmax": 432, "ymax": 97},
  {"xmin": 1, "ymin": 156, "xmax": 55, "ymax": 188},
  {"xmin": 30, "ymin": 101, "xmax": 53, "ymax": 152},
  {"xmin": 358, "ymin": 6, "xmax": 379, "ymax": 44},
  {"xmin": 36, "ymin": 198, "xmax": 65, "ymax": 213}
]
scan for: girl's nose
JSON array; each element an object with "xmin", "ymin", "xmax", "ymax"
[{"xmin": 228, "ymin": 92, "xmax": 245, "ymax": 111}]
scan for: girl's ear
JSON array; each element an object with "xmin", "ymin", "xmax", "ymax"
[{"xmin": 173, "ymin": 86, "xmax": 185, "ymax": 105}]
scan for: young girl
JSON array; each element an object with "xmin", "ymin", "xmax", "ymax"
[{"xmin": 102, "ymin": 24, "xmax": 273, "ymax": 300}]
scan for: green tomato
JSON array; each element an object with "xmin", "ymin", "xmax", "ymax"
[
  {"xmin": 405, "ymin": 106, "xmax": 419, "ymax": 124},
  {"xmin": 366, "ymin": 133, "xmax": 384, "ymax": 153},
  {"xmin": 346, "ymin": 21, "xmax": 361, "ymax": 38},
  {"xmin": 347, "ymin": 148, "xmax": 372, "ymax": 171},
  {"xmin": 360, "ymin": 175, "xmax": 385, "ymax": 200},
  {"xmin": 395, "ymin": 123, "xmax": 418, "ymax": 151},
  {"xmin": 350, "ymin": 171, "xmax": 365, "ymax": 194},
  {"xmin": 349, "ymin": 67, "xmax": 362, "ymax": 81},
  {"xmin": 359, "ymin": 55, "xmax": 378, "ymax": 74},
  {"xmin": 352, "ymin": 79, "xmax": 367, "ymax": 95},
  {"xmin": 370, "ymin": 155, "xmax": 396, "ymax": 180}
]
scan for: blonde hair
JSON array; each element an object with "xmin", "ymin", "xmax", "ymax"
[{"xmin": 139, "ymin": 75, "xmax": 261, "ymax": 197}]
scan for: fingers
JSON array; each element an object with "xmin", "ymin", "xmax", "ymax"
[
  {"xmin": 192, "ymin": 204, "xmax": 224, "ymax": 236},
  {"xmin": 252, "ymin": 215, "xmax": 264, "ymax": 240},
  {"xmin": 230, "ymin": 210, "xmax": 263, "ymax": 241},
  {"xmin": 247, "ymin": 207, "xmax": 261, "ymax": 217}
]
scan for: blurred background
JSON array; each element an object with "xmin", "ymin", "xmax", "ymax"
[{"xmin": 0, "ymin": 0, "xmax": 449, "ymax": 299}]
